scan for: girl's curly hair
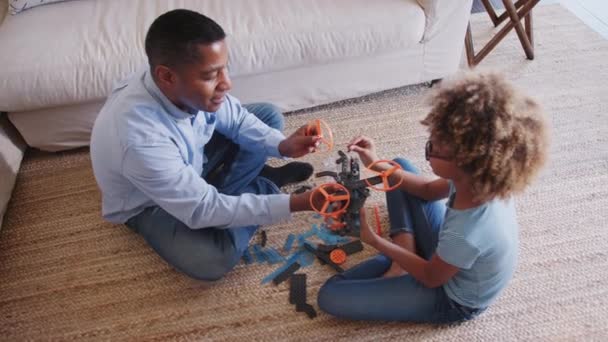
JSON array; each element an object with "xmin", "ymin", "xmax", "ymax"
[{"xmin": 421, "ymin": 71, "xmax": 549, "ymax": 201}]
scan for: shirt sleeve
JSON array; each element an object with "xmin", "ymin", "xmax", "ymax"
[
  {"xmin": 122, "ymin": 142, "xmax": 291, "ymax": 229},
  {"xmin": 436, "ymin": 230, "xmax": 481, "ymax": 269},
  {"xmin": 214, "ymin": 95, "xmax": 285, "ymax": 158}
]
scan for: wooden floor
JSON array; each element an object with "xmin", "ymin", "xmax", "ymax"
[{"xmin": 472, "ymin": 0, "xmax": 608, "ymax": 39}]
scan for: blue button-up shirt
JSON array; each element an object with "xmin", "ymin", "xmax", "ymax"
[{"xmin": 90, "ymin": 69, "xmax": 291, "ymax": 229}]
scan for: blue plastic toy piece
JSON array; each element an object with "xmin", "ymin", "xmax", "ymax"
[
  {"xmin": 252, "ymin": 244, "xmax": 267, "ymax": 263},
  {"xmin": 261, "ymin": 252, "xmax": 301, "ymax": 284},
  {"xmin": 297, "ymin": 250, "xmax": 315, "ymax": 267},
  {"xmin": 316, "ymin": 226, "xmax": 351, "ymax": 245},
  {"xmin": 297, "ymin": 235, "xmax": 307, "ymax": 248},
  {"xmin": 265, "ymin": 247, "xmax": 286, "ymax": 264},
  {"xmin": 301, "ymin": 225, "xmax": 317, "ymax": 239},
  {"xmin": 242, "ymin": 247, "xmax": 253, "ymax": 264},
  {"xmin": 283, "ymin": 233, "xmax": 295, "ymax": 252}
]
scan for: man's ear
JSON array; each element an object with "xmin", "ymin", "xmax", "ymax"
[{"xmin": 153, "ymin": 65, "xmax": 176, "ymax": 87}]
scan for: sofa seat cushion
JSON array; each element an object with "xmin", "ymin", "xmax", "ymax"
[{"xmin": 0, "ymin": 0, "xmax": 425, "ymax": 113}]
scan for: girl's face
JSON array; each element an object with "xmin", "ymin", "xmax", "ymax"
[{"xmin": 426, "ymin": 137, "xmax": 461, "ymax": 180}]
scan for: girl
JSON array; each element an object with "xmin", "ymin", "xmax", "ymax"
[{"xmin": 317, "ymin": 71, "xmax": 549, "ymax": 323}]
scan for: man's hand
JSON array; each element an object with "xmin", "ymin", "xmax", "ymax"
[
  {"xmin": 347, "ymin": 135, "xmax": 380, "ymax": 167},
  {"xmin": 359, "ymin": 208, "xmax": 381, "ymax": 247},
  {"xmin": 279, "ymin": 125, "xmax": 322, "ymax": 158}
]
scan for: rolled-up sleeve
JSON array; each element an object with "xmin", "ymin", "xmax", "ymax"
[
  {"xmin": 214, "ymin": 95, "xmax": 285, "ymax": 158},
  {"xmin": 436, "ymin": 231, "xmax": 481, "ymax": 269},
  {"xmin": 122, "ymin": 142, "xmax": 291, "ymax": 229}
]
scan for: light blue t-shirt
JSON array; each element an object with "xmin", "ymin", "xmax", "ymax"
[{"xmin": 436, "ymin": 181, "xmax": 519, "ymax": 309}]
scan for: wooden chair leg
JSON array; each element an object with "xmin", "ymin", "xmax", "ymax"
[
  {"xmin": 525, "ymin": 9, "xmax": 533, "ymax": 47},
  {"xmin": 492, "ymin": 0, "xmax": 529, "ymax": 26},
  {"xmin": 464, "ymin": 23, "xmax": 476, "ymax": 67},
  {"xmin": 480, "ymin": 0, "xmax": 500, "ymax": 26},
  {"xmin": 465, "ymin": 0, "xmax": 539, "ymax": 66},
  {"xmin": 502, "ymin": 0, "xmax": 534, "ymax": 60}
]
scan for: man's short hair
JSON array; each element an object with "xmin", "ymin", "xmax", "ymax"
[{"xmin": 145, "ymin": 9, "xmax": 226, "ymax": 68}]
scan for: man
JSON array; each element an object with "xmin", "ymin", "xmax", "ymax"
[{"xmin": 90, "ymin": 9, "xmax": 321, "ymax": 281}]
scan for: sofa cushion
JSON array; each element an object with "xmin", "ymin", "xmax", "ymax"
[
  {"xmin": 8, "ymin": 0, "xmax": 75, "ymax": 15},
  {"xmin": 0, "ymin": 0, "xmax": 425, "ymax": 113}
]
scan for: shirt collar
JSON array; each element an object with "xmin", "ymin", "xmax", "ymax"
[{"xmin": 143, "ymin": 69, "xmax": 196, "ymax": 120}]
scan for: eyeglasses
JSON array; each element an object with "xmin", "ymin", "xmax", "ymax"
[{"xmin": 425, "ymin": 140, "xmax": 453, "ymax": 161}]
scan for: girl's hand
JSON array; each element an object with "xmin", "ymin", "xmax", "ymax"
[
  {"xmin": 347, "ymin": 135, "xmax": 379, "ymax": 167},
  {"xmin": 359, "ymin": 208, "xmax": 380, "ymax": 247}
]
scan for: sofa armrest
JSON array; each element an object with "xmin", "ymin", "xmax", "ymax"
[
  {"xmin": 0, "ymin": 113, "xmax": 26, "ymax": 231},
  {"xmin": 417, "ymin": 0, "xmax": 473, "ymax": 42}
]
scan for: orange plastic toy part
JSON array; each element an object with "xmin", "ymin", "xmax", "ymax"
[
  {"xmin": 373, "ymin": 206, "xmax": 382, "ymax": 235},
  {"xmin": 363, "ymin": 159, "xmax": 404, "ymax": 192},
  {"xmin": 305, "ymin": 119, "xmax": 334, "ymax": 152},
  {"xmin": 329, "ymin": 248, "xmax": 347, "ymax": 265},
  {"xmin": 309, "ymin": 183, "xmax": 351, "ymax": 219}
]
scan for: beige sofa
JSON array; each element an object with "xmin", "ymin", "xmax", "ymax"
[
  {"xmin": 0, "ymin": 0, "xmax": 473, "ymax": 230},
  {"xmin": 1, "ymin": 1, "xmax": 26, "ymax": 231}
]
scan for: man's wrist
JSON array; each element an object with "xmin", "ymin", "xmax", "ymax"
[{"xmin": 289, "ymin": 192, "xmax": 311, "ymax": 212}]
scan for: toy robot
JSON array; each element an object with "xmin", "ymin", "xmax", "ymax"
[{"xmin": 310, "ymin": 150, "xmax": 403, "ymax": 236}]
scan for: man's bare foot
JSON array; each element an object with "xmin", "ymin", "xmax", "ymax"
[{"xmin": 383, "ymin": 261, "xmax": 408, "ymax": 278}]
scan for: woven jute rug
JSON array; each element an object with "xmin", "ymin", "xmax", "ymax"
[{"xmin": 1, "ymin": 4, "xmax": 607, "ymax": 341}]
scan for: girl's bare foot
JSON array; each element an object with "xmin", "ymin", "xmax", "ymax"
[{"xmin": 383, "ymin": 261, "xmax": 408, "ymax": 278}]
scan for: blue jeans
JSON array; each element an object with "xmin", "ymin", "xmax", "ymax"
[
  {"xmin": 317, "ymin": 158, "xmax": 484, "ymax": 323},
  {"xmin": 125, "ymin": 103, "xmax": 284, "ymax": 281}
]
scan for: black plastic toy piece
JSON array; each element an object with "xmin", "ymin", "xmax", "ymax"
[
  {"xmin": 260, "ymin": 230, "xmax": 268, "ymax": 247},
  {"xmin": 341, "ymin": 240, "xmax": 364, "ymax": 255},
  {"xmin": 317, "ymin": 244, "xmax": 337, "ymax": 253},
  {"xmin": 293, "ymin": 185, "xmax": 313, "ymax": 194},
  {"xmin": 272, "ymin": 262, "xmax": 301, "ymax": 285},
  {"xmin": 303, "ymin": 243, "xmax": 344, "ymax": 273},
  {"xmin": 290, "ymin": 274, "xmax": 306, "ymax": 305},
  {"xmin": 315, "ymin": 240, "xmax": 364, "ymax": 265},
  {"xmin": 290, "ymin": 273, "xmax": 317, "ymax": 319},
  {"xmin": 300, "ymin": 303, "xmax": 317, "ymax": 319}
]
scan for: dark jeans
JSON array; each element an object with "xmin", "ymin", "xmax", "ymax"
[{"xmin": 126, "ymin": 103, "xmax": 284, "ymax": 281}]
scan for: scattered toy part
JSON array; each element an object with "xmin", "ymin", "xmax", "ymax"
[
  {"xmin": 283, "ymin": 233, "xmax": 295, "ymax": 252},
  {"xmin": 260, "ymin": 230, "xmax": 268, "ymax": 247},
  {"xmin": 292, "ymin": 184, "xmax": 313, "ymax": 194},
  {"xmin": 329, "ymin": 248, "xmax": 347, "ymax": 265},
  {"xmin": 373, "ymin": 206, "xmax": 382, "ymax": 235},
  {"xmin": 303, "ymin": 242, "xmax": 344, "ymax": 273},
  {"xmin": 340, "ymin": 239, "xmax": 364, "ymax": 255},
  {"xmin": 290, "ymin": 273, "xmax": 317, "ymax": 319},
  {"xmin": 272, "ymin": 262, "xmax": 302, "ymax": 286}
]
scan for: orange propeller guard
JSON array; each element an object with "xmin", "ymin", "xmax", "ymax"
[
  {"xmin": 309, "ymin": 183, "xmax": 350, "ymax": 218},
  {"xmin": 305, "ymin": 119, "xmax": 334, "ymax": 152},
  {"xmin": 363, "ymin": 160, "xmax": 404, "ymax": 192}
]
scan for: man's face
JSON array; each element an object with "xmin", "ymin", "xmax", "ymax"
[{"xmin": 172, "ymin": 40, "xmax": 232, "ymax": 113}]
